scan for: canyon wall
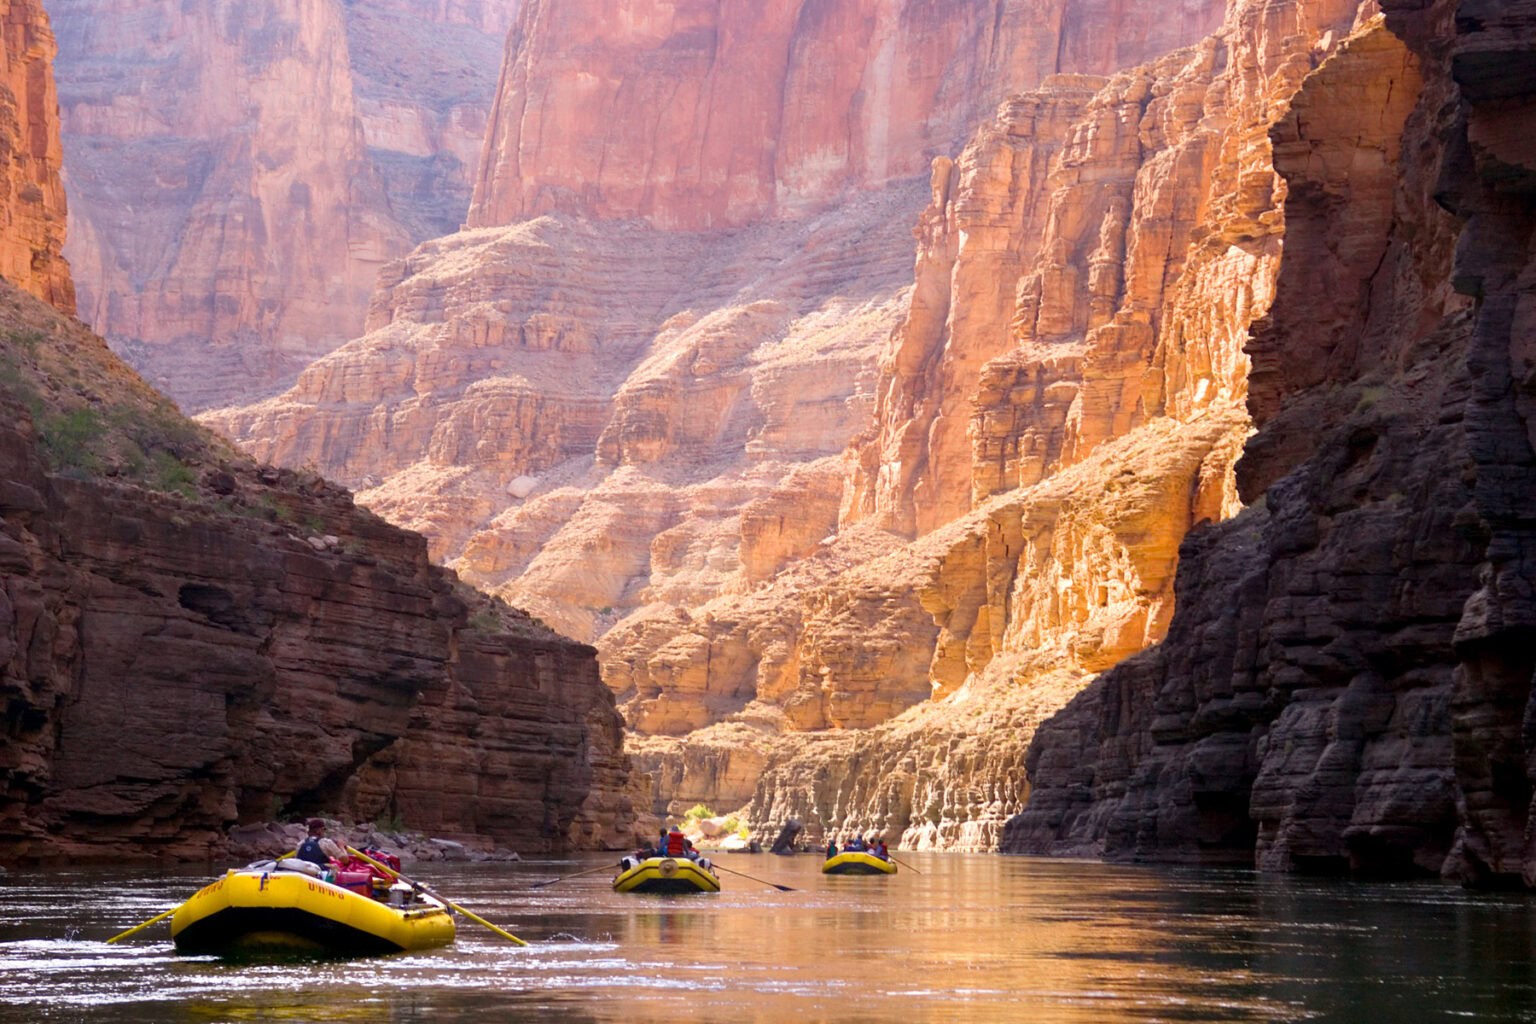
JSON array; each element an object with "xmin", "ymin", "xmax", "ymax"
[
  {"xmin": 470, "ymin": 0, "xmax": 1226, "ymax": 231},
  {"xmin": 0, "ymin": 280, "xmax": 637, "ymax": 862},
  {"xmin": 0, "ymin": 0, "xmax": 70, "ymax": 311},
  {"xmin": 1008, "ymin": 0, "xmax": 1536, "ymax": 884},
  {"xmin": 48, "ymin": 0, "xmax": 518, "ymax": 412},
  {"xmin": 206, "ymin": 0, "xmax": 1400, "ymax": 845}
]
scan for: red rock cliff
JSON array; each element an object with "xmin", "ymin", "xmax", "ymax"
[
  {"xmin": 1009, "ymin": 0, "xmax": 1536, "ymax": 885},
  {"xmin": 210, "ymin": 0, "xmax": 1355, "ymax": 844},
  {"xmin": 469, "ymin": 0, "xmax": 1227, "ymax": 230},
  {"xmin": 0, "ymin": 282, "xmax": 637, "ymax": 861},
  {"xmin": 0, "ymin": 0, "xmax": 70, "ymax": 311}
]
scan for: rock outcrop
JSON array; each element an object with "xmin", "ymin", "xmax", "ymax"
[
  {"xmin": 711, "ymin": 0, "xmax": 1366, "ymax": 846},
  {"xmin": 1009, "ymin": 0, "xmax": 1536, "ymax": 885},
  {"xmin": 0, "ymin": 281, "xmax": 637, "ymax": 862},
  {"xmin": 48, "ymin": 0, "xmax": 518, "ymax": 412},
  {"xmin": 0, "ymin": 0, "xmax": 70, "ymax": 311}
]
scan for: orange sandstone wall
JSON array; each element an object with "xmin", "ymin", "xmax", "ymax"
[{"xmin": 0, "ymin": 0, "xmax": 71, "ymax": 312}]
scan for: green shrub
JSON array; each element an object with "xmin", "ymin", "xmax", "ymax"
[
  {"xmin": 468, "ymin": 611, "xmax": 501, "ymax": 633},
  {"xmin": 682, "ymin": 803, "xmax": 715, "ymax": 823},
  {"xmin": 373, "ymin": 811, "xmax": 406, "ymax": 833},
  {"xmin": 152, "ymin": 450, "xmax": 198, "ymax": 497},
  {"xmin": 8, "ymin": 327, "xmax": 45, "ymax": 354},
  {"xmin": 39, "ymin": 407, "xmax": 104, "ymax": 472}
]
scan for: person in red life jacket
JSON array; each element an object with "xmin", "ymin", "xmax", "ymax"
[
  {"xmin": 663, "ymin": 826, "xmax": 690, "ymax": 858},
  {"xmin": 875, "ymin": 839, "xmax": 889, "ymax": 860}
]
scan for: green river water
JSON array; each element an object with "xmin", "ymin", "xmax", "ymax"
[{"xmin": 1, "ymin": 852, "xmax": 1533, "ymax": 1022}]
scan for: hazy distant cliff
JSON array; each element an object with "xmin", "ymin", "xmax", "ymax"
[
  {"xmin": 0, "ymin": 0, "xmax": 637, "ymax": 863},
  {"xmin": 47, "ymin": 0, "xmax": 519, "ymax": 412}
]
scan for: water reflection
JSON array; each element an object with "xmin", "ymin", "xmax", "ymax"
[{"xmin": 1, "ymin": 855, "xmax": 1533, "ymax": 1022}]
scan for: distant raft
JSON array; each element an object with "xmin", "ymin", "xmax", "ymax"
[
  {"xmin": 613, "ymin": 856, "xmax": 721, "ymax": 894},
  {"xmin": 822, "ymin": 851, "xmax": 897, "ymax": 875},
  {"xmin": 171, "ymin": 866, "xmax": 455, "ymax": 955}
]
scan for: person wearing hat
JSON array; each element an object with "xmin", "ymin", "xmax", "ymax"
[{"xmin": 296, "ymin": 818, "xmax": 337, "ymax": 868}]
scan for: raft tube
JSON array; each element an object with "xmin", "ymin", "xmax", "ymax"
[
  {"xmin": 170, "ymin": 868, "xmax": 455, "ymax": 955},
  {"xmin": 821, "ymin": 851, "xmax": 897, "ymax": 875},
  {"xmin": 613, "ymin": 856, "xmax": 721, "ymax": 894}
]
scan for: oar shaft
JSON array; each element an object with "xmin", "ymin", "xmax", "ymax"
[
  {"xmin": 106, "ymin": 906, "xmax": 176, "ymax": 944},
  {"xmin": 347, "ymin": 846, "xmax": 527, "ymax": 946},
  {"xmin": 106, "ymin": 849, "xmax": 298, "ymax": 945},
  {"xmin": 710, "ymin": 862, "xmax": 795, "ymax": 891},
  {"xmin": 530, "ymin": 863, "xmax": 611, "ymax": 888},
  {"xmin": 887, "ymin": 854, "xmax": 922, "ymax": 874}
]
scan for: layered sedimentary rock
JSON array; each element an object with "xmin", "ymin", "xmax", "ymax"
[
  {"xmin": 49, "ymin": 0, "xmax": 409, "ymax": 411},
  {"xmin": 211, "ymin": 0, "xmax": 1246, "ymax": 832},
  {"xmin": 48, "ymin": 0, "xmax": 518, "ymax": 412},
  {"xmin": 0, "ymin": 281, "xmax": 636, "ymax": 861},
  {"xmin": 0, "ymin": 0, "xmax": 70, "ymax": 311},
  {"xmin": 345, "ymin": 0, "xmax": 520, "ymax": 239},
  {"xmin": 471, "ymin": 0, "xmax": 1227, "ymax": 231},
  {"xmin": 1010, "ymin": 0, "xmax": 1536, "ymax": 885},
  {"xmin": 716, "ymin": 0, "xmax": 1371, "ymax": 846}
]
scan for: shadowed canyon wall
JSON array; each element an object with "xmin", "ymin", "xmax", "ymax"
[
  {"xmin": 1008, "ymin": 0, "xmax": 1536, "ymax": 884},
  {"xmin": 47, "ymin": 0, "xmax": 519, "ymax": 412},
  {"xmin": 0, "ymin": 282, "xmax": 635, "ymax": 862}
]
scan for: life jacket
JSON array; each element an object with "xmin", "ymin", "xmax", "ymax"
[
  {"xmin": 664, "ymin": 830, "xmax": 688, "ymax": 856},
  {"xmin": 295, "ymin": 836, "xmax": 329, "ymax": 867}
]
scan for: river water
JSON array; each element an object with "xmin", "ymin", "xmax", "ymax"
[{"xmin": 2, "ymin": 852, "xmax": 1533, "ymax": 1022}]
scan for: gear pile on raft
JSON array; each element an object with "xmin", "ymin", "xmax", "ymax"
[{"xmin": 169, "ymin": 819, "xmax": 453, "ymax": 955}]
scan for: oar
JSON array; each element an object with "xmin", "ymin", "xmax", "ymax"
[
  {"xmin": 106, "ymin": 907, "xmax": 176, "ymax": 944},
  {"xmin": 887, "ymin": 853, "xmax": 923, "ymax": 875},
  {"xmin": 347, "ymin": 846, "xmax": 527, "ymax": 946},
  {"xmin": 710, "ymin": 861, "xmax": 796, "ymax": 892},
  {"xmin": 106, "ymin": 850, "xmax": 299, "ymax": 945},
  {"xmin": 529, "ymin": 863, "xmax": 614, "ymax": 889}
]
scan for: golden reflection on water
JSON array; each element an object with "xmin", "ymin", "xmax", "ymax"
[{"xmin": 3, "ymin": 854, "xmax": 1535, "ymax": 1023}]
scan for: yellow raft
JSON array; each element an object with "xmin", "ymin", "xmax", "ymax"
[
  {"xmin": 612, "ymin": 856, "xmax": 721, "ymax": 894},
  {"xmin": 822, "ymin": 851, "xmax": 897, "ymax": 875},
  {"xmin": 170, "ymin": 868, "xmax": 455, "ymax": 955}
]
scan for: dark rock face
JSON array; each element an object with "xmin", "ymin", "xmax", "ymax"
[
  {"xmin": 0, "ymin": 313, "xmax": 634, "ymax": 861},
  {"xmin": 1007, "ymin": 0, "xmax": 1536, "ymax": 885}
]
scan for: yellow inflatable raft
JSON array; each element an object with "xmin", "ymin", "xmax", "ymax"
[
  {"xmin": 612, "ymin": 856, "xmax": 721, "ymax": 894},
  {"xmin": 170, "ymin": 867, "xmax": 455, "ymax": 955},
  {"xmin": 821, "ymin": 851, "xmax": 897, "ymax": 875}
]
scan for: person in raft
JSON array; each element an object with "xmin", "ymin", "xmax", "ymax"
[
  {"xmin": 662, "ymin": 826, "xmax": 699, "ymax": 861},
  {"xmin": 826, "ymin": 839, "xmax": 837, "ymax": 859},
  {"xmin": 295, "ymin": 819, "xmax": 346, "ymax": 868},
  {"xmin": 875, "ymin": 839, "xmax": 889, "ymax": 860}
]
